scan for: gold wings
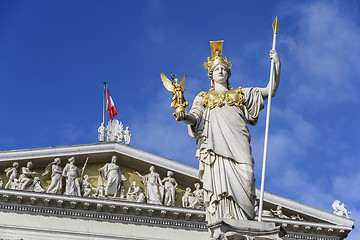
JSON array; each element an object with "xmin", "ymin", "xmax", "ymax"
[
  {"xmin": 161, "ymin": 72, "xmax": 174, "ymax": 92},
  {"xmin": 160, "ymin": 72, "xmax": 186, "ymax": 92},
  {"xmin": 180, "ymin": 74, "xmax": 186, "ymax": 89}
]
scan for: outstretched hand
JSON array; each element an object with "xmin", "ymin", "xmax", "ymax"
[
  {"xmin": 269, "ymin": 49, "xmax": 280, "ymax": 64},
  {"xmin": 175, "ymin": 112, "xmax": 186, "ymax": 122}
]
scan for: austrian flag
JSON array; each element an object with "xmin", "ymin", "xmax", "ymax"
[{"xmin": 107, "ymin": 88, "xmax": 118, "ymax": 121}]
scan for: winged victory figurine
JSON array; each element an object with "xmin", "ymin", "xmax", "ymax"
[{"xmin": 161, "ymin": 72, "xmax": 189, "ymax": 117}]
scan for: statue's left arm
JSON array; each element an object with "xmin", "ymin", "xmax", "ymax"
[{"xmin": 259, "ymin": 50, "xmax": 281, "ymax": 99}]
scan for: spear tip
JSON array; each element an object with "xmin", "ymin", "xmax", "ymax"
[{"xmin": 272, "ymin": 16, "xmax": 280, "ymax": 34}]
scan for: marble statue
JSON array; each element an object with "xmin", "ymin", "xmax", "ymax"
[
  {"xmin": 81, "ymin": 175, "xmax": 96, "ymax": 197},
  {"xmin": 188, "ymin": 183, "xmax": 205, "ymax": 209},
  {"xmin": 119, "ymin": 185, "xmax": 125, "ymax": 199},
  {"xmin": 99, "ymin": 155, "xmax": 123, "ymax": 197},
  {"xmin": 123, "ymin": 126, "xmax": 131, "ymax": 145},
  {"xmin": 126, "ymin": 181, "xmax": 146, "ymax": 203},
  {"xmin": 98, "ymin": 123, "xmax": 106, "ymax": 142},
  {"xmin": 270, "ymin": 206, "xmax": 289, "ymax": 219},
  {"xmin": 4, "ymin": 162, "xmax": 19, "ymax": 189},
  {"xmin": 175, "ymin": 40, "xmax": 281, "ymax": 223},
  {"xmin": 95, "ymin": 168, "xmax": 105, "ymax": 197},
  {"xmin": 182, "ymin": 187, "xmax": 193, "ymax": 208},
  {"xmin": 181, "ymin": 183, "xmax": 205, "ymax": 209},
  {"xmin": 134, "ymin": 166, "xmax": 163, "ymax": 205},
  {"xmin": 254, "ymin": 200, "xmax": 273, "ymax": 217},
  {"xmin": 0, "ymin": 176, "xmax": 3, "ymax": 188},
  {"xmin": 115, "ymin": 122, "xmax": 124, "ymax": 143},
  {"xmin": 19, "ymin": 162, "xmax": 38, "ymax": 191},
  {"xmin": 106, "ymin": 119, "xmax": 123, "ymax": 142},
  {"xmin": 332, "ymin": 200, "xmax": 351, "ymax": 218},
  {"xmin": 162, "ymin": 171, "xmax": 178, "ymax": 206},
  {"xmin": 62, "ymin": 157, "xmax": 82, "ymax": 196},
  {"xmin": 32, "ymin": 177, "xmax": 45, "ymax": 193},
  {"xmin": 43, "ymin": 158, "xmax": 63, "ymax": 194}
]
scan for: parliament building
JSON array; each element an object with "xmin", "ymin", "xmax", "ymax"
[{"xmin": 0, "ymin": 142, "xmax": 354, "ymax": 239}]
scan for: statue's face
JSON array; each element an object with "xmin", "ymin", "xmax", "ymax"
[
  {"xmin": 212, "ymin": 64, "xmax": 228, "ymax": 84},
  {"xmin": 111, "ymin": 155, "xmax": 117, "ymax": 163}
]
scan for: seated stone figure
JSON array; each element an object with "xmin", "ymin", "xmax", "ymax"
[
  {"xmin": 188, "ymin": 183, "xmax": 205, "ymax": 209},
  {"xmin": 182, "ymin": 183, "xmax": 205, "ymax": 209},
  {"xmin": 32, "ymin": 177, "xmax": 45, "ymax": 193},
  {"xmin": 126, "ymin": 181, "xmax": 145, "ymax": 203},
  {"xmin": 81, "ymin": 175, "xmax": 96, "ymax": 198},
  {"xmin": 19, "ymin": 162, "xmax": 37, "ymax": 191}
]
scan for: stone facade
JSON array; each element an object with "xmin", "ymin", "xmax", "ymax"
[{"xmin": 0, "ymin": 142, "xmax": 355, "ymax": 240}]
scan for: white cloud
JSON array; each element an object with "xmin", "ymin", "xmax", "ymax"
[
  {"xmin": 281, "ymin": 1, "xmax": 360, "ymax": 104},
  {"xmin": 130, "ymin": 89, "xmax": 198, "ymax": 167}
]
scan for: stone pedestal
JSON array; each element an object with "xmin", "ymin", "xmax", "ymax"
[{"xmin": 208, "ymin": 219, "xmax": 286, "ymax": 240}]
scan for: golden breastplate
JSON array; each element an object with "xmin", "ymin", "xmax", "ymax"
[{"xmin": 198, "ymin": 87, "xmax": 244, "ymax": 109}]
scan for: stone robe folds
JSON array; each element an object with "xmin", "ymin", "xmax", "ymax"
[
  {"xmin": 100, "ymin": 163, "xmax": 122, "ymax": 196},
  {"xmin": 63, "ymin": 164, "xmax": 81, "ymax": 196},
  {"xmin": 46, "ymin": 165, "xmax": 63, "ymax": 194},
  {"xmin": 188, "ymin": 87, "xmax": 264, "ymax": 223}
]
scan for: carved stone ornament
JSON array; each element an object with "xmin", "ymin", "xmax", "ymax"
[
  {"xmin": 270, "ymin": 206, "xmax": 290, "ymax": 219},
  {"xmin": 99, "ymin": 120, "xmax": 132, "ymax": 145},
  {"xmin": 332, "ymin": 200, "xmax": 351, "ymax": 218},
  {"xmin": 208, "ymin": 219, "xmax": 286, "ymax": 240}
]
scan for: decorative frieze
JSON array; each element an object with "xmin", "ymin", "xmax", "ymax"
[{"xmin": 0, "ymin": 189, "xmax": 207, "ymax": 231}]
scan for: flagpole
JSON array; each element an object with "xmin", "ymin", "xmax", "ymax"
[
  {"xmin": 258, "ymin": 16, "xmax": 279, "ymax": 222},
  {"xmin": 103, "ymin": 82, "xmax": 107, "ymax": 142}
]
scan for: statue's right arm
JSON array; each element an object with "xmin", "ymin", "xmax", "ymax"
[
  {"xmin": 133, "ymin": 171, "xmax": 143, "ymax": 178},
  {"xmin": 175, "ymin": 112, "xmax": 196, "ymax": 126},
  {"xmin": 175, "ymin": 95, "xmax": 204, "ymax": 126}
]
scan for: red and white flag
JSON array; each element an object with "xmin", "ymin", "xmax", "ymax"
[{"xmin": 107, "ymin": 88, "xmax": 118, "ymax": 121}]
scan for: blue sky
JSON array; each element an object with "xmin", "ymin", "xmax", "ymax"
[{"xmin": 0, "ymin": 1, "xmax": 359, "ymax": 238}]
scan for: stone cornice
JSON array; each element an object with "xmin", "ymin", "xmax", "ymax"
[
  {"xmin": 257, "ymin": 189, "xmax": 355, "ymax": 228},
  {"xmin": 0, "ymin": 189, "xmax": 353, "ymax": 239},
  {"xmin": 0, "ymin": 189, "xmax": 206, "ymax": 230}
]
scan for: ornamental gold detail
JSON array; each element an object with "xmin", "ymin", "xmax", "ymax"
[
  {"xmin": 199, "ymin": 87, "xmax": 244, "ymax": 109},
  {"xmin": 160, "ymin": 72, "xmax": 189, "ymax": 117},
  {"xmin": 203, "ymin": 40, "xmax": 232, "ymax": 73}
]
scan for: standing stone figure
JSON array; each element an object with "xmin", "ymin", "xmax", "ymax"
[
  {"xmin": 175, "ymin": 40, "xmax": 281, "ymax": 223},
  {"xmin": 19, "ymin": 162, "xmax": 37, "ymax": 190},
  {"xmin": 62, "ymin": 157, "xmax": 82, "ymax": 196},
  {"xmin": 182, "ymin": 187, "xmax": 193, "ymax": 208},
  {"xmin": 134, "ymin": 166, "xmax": 163, "ymax": 205},
  {"xmin": 4, "ymin": 162, "xmax": 19, "ymax": 189},
  {"xmin": 98, "ymin": 123, "xmax": 106, "ymax": 142},
  {"xmin": 123, "ymin": 126, "xmax": 131, "ymax": 145},
  {"xmin": 0, "ymin": 176, "xmax": 3, "ymax": 188},
  {"xmin": 99, "ymin": 155, "xmax": 122, "ymax": 197},
  {"xmin": 95, "ymin": 168, "xmax": 105, "ymax": 197},
  {"xmin": 43, "ymin": 158, "xmax": 63, "ymax": 194},
  {"xmin": 162, "ymin": 171, "xmax": 178, "ymax": 206}
]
